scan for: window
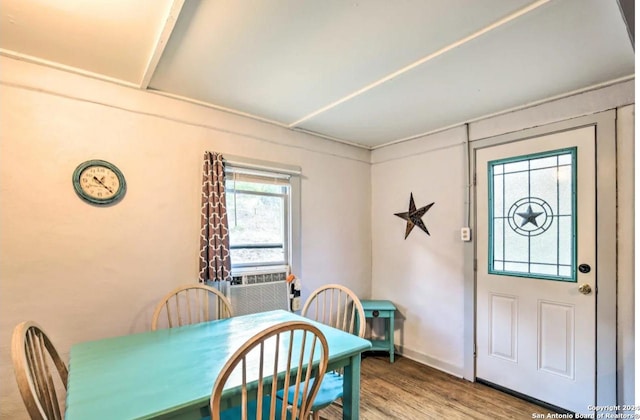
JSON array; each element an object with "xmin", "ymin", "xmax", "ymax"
[
  {"xmin": 225, "ymin": 163, "xmax": 299, "ymax": 270},
  {"xmin": 488, "ymin": 148, "xmax": 577, "ymax": 281}
]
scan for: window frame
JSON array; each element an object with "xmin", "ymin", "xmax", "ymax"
[
  {"xmin": 223, "ymin": 156, "xmax": 301, "ymax": 275},
  {"xmin": 225, "ymin": 180, "xmax": 290, "ymax": 268},
  {"xmin": 487, "ymin": 147, "xmax": 577, "ymax": 282}
]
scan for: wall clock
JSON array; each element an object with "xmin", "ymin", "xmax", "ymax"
[{"xmin": 72, "ymin": 160, "xmax": 126, "ymax": 205}]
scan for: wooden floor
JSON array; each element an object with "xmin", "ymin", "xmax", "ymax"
[{"xmin": 319, "ymin": 354, "xmax": 556, "ymax": 420}]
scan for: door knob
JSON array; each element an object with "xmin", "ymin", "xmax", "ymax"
[{"xmin": 578, "ymin": 284, "xmax": 592, "ymax": 295}]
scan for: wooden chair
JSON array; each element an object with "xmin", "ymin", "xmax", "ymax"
[
  {"xmin": 210, "ymin": 321, "xmax": 329, "ymax": 420},
  {"xmin": 151, "ymin": 283, "xmax": 233, "ymax": 330},
  {"xmin": 11, "ymin": 321, "xmax": 69, "ymax": 420},
  {"xmin": 281, "ymin": 284, "xmax": 366, "ymax": 420},
  {"xmin": 301, "ymin": 284, "xmax": 366, "ymax": 338}
]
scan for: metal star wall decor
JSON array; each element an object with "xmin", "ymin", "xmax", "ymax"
[{"xmin": 394, "ymin": 193, "xmax": 435, "ymax": 239}]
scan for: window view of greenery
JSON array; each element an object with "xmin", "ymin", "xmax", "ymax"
[{"xmin": 226, "ymin": 179, "xmax": 288, "ymax": 267}]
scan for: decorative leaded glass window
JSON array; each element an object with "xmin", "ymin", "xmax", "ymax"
[{"xmin": 488, "ymin": 148, "xmax": 577, "ymax": 281}]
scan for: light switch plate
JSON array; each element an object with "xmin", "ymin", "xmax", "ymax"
[{"xmin": 461, "ymin": 227, "xmax": 471, "ymax": 242}]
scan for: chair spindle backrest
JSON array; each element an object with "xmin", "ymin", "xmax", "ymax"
[
  {"xmin": 151, "ymin": 284, "xmax": 233, "ymax": 330},
  {"xmin": 210, "ymin": 321, "xmax": 329, "ymax": 420},
  {"xmin": 301, "ymin": 284, "xmax": 365, "ymax": 338},
  {"xmin": 12, "ymin": 321, "xmax": 68, "ymax": 420}
]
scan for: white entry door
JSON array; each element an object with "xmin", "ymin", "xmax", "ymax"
[{"xmin": 476, "ymin": 126, "xmax": 596, "ymax": 414}]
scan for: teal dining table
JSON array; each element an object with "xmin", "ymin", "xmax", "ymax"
[{"xmin": 65, "ymin": 309, "xmax": 371, "ymax": 420}]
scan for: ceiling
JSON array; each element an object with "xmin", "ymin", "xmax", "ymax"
[{"xmin": 0, "ymin": 0, "xmax": 634, "ymax": 149}]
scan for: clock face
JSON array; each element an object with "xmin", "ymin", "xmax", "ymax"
[{"xmin": 73, "ymin": 160, "xmax": 126, "ymax": 205}]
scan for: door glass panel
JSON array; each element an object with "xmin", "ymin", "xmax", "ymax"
[{"xmin": 488, "ymin": 148, "xmax": 576, "ymax": 281}]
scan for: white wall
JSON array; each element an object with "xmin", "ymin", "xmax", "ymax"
[
  {"xmin": 371, "ymin": 80, "xmax": 635, "ymax": 391},
  {"xmin": 371, "ymin": 126, "xmax": 468, "ymax": 375},
  {"xmin": 0, "ymin": 56, "xmax": 372, "ymax": 419}
]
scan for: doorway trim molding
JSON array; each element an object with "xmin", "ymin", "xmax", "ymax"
[{"xmin": 462, "ymin": 110, "xmax": 617, "ymax": 406}]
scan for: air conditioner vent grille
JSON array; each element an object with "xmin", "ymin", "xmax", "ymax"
[
  {"xmin": 231, "ymin": 267, "xmax": 288, "ymax": 286},
  {"xmin": 228, "ymin": 267, "xmax": 290, "ymax": 315},
  {"xmin": 229, "ymin": 281, "xmax": 289, "ymax": 315}
]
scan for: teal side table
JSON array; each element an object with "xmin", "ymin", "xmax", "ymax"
[{"xmin": 360, "ymin": 300, "xmax": 396, "ymax": 363}]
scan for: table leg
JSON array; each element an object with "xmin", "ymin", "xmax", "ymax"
[{"xmin": 342, "ymin": 353, "xmax": 362, "ymax": 420}]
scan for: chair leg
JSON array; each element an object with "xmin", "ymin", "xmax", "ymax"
[{"xmin": 312, "ymin": 410, "xmax": 320, "ymax": 420}]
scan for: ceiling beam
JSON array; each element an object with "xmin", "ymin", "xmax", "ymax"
[
  {"xmin": 139, "ymin": 0, "xmax": 186, "ymax": 89},
  {"xmin": 288, "ymin": 0, "xmax": 552, "ymax": 129},
  {"xmin": 617, "ymin": 0, "xmax": 634, "ymax": 49}
]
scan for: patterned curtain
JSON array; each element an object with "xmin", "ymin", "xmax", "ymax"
[{"xmin": 199, "ymin": 151, "xmax": 232, "ymax": 282}]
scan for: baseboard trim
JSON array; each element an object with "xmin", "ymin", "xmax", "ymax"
[{"xmin": 396, "ymin": 346, "xmax": 464, "ymax": 378}]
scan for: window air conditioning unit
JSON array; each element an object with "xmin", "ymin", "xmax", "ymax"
[{"xmin": 229, "ymin": 266, "xmax": 290, "ymax": 316}]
